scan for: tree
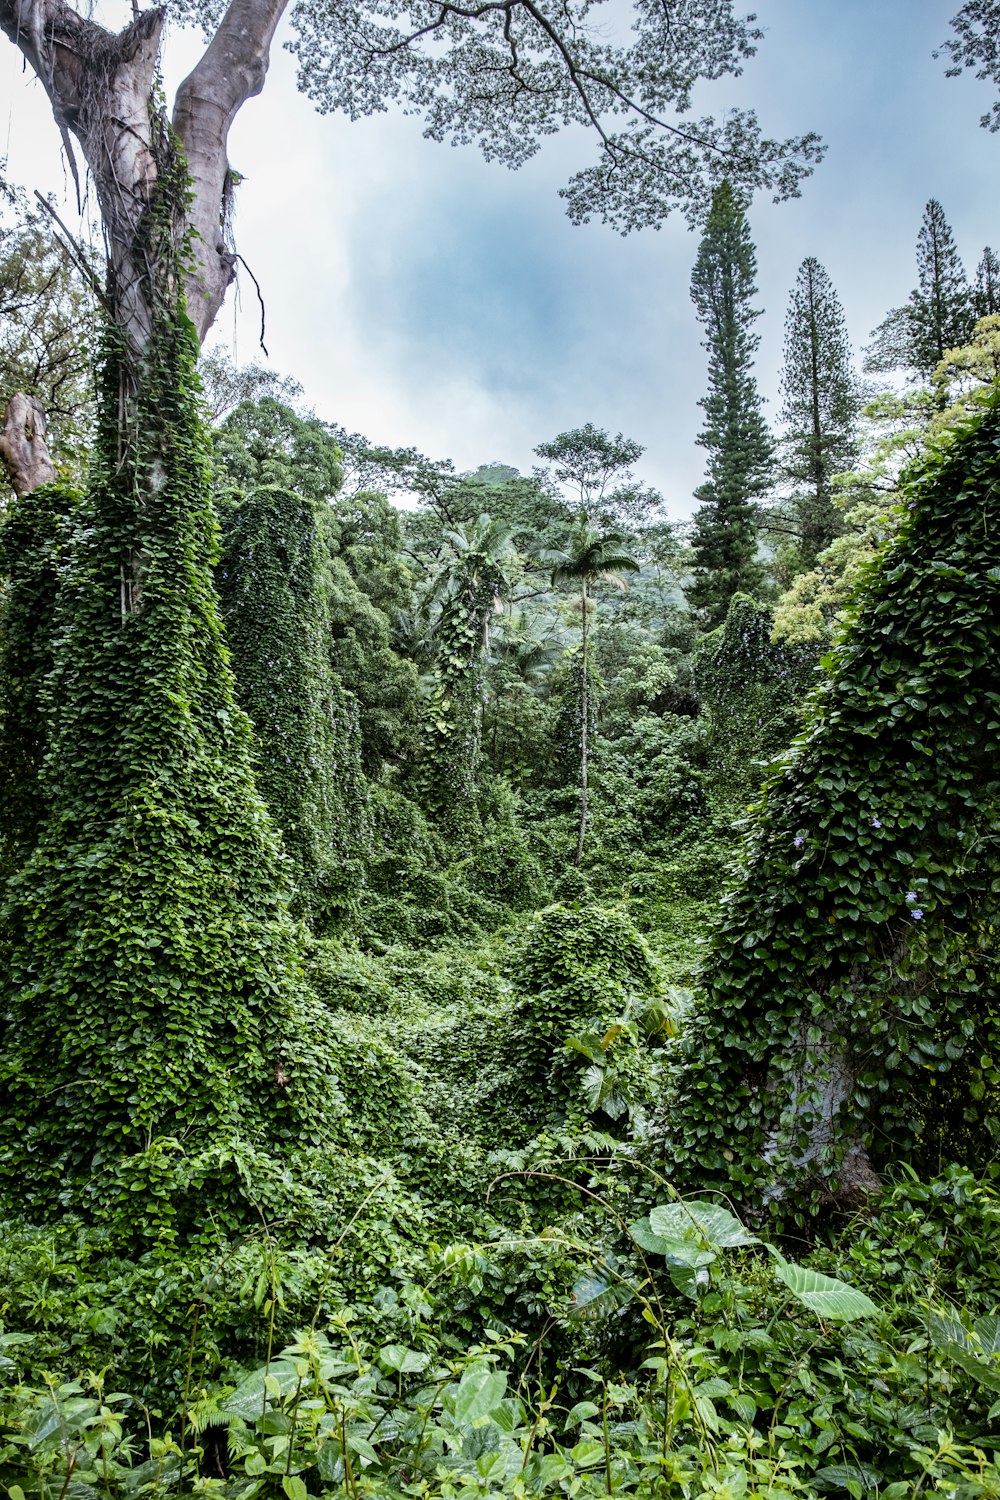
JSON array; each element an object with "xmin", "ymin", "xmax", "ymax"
[
  {"xmin": 775, "ymin": 257, "xmax": 862, "ymax": 569},
  {"xmin": 546, "ymin": 526, "xmax": 639, "ymax": 866},
  {"xmin": 686, "ymin": 180, "xmax": 773, "ymax": 626},
  {"xmin": 865, "ymin": 201, "xmax": 974, "ymax": 380},
  {"xmin": 419, "ymin": 514, "xmax": 518, "ymax": 840},
  {"xmin": 974, "ymin": 246, "xmax": 1000, "ymax": 317},
  {"xmin": 909, "ymin": 200, "xmax": 975, "ymax": 375},
  {"xmin": 534, "ymin": 424, "xmax": 660, "ymax": 532},
  {"xmin": 666, "ymin": 398, "xmax": 1000, "ymax": 1210},
  {"xmin": 0, "ymin": 0, "xmax": 818, "ymax": 1216}
]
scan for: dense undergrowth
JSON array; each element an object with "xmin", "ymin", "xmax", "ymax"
[{"xmin": 2, "ymin": 298, "xmax": 1000, "ymax": 1500}]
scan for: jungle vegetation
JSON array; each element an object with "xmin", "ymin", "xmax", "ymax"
[{"xmin": 0, "ymin": 1, "xmax": 999, "ymax": 1496}]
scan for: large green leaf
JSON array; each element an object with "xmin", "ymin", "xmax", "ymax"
[
  {"xmin": 452, "ymin": 1362, "xmax": 507, "ymax": 1424},
  {"xmin": 647, "ymin": 1200, "xmax": 758, "ymax": 1250},
  {"xmin": 773, "ymin": 1259, "xmax": 878, "ymax": 1322}
]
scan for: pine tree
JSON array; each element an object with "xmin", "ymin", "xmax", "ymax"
[
  {"xmin": 908, "ymin": 199, "xmax": 975, "ymax": 374},
  {"xmin": 777, "ymin": 258, "xmax": 862, "ymax": 568},
  {"xmin": 686, "ymin": 181, "xmax": 773, "ymax": 627},
  {"xmin": 974, "ymin": 246, "xmax": 1000, "ymax": 318}
]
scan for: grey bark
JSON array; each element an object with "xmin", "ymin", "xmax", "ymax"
[
  {"xmin": 0, "ymin": 393, "xmax": 58, "ymax": 495},
  {"xmin": 0, "ymin": 0, "xmax": 290, "ymax": 347}
]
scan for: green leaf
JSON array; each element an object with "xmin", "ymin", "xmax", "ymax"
[
  {"xmin": 378, "ymin": 1344, "xmax": 430, "ymax": 1375},
  {"xmin": 452, "ymin": 1362, "xmax": 507, "ymax": 1424},
  {"xmin": 772, "ymin": 1258, "xmax": 878, "ymax": 1322},
  {"xmin": 648, "ymin": 1199, "xmax": 757, "ymax": 1249},
  {"xmin": 282, "ymin": 1476, "xmax": 308, "ymax": 1500}
]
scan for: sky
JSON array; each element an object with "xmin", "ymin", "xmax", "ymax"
[{"xmin": 1, "ymin": 0, "xmax": 997, "ymax": 520}]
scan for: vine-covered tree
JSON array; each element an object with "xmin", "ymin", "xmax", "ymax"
[
  {"xmin": 419, "ymin": 515, "xmax": 517, "ymax": 840},
  {"xmin": 775, "ymin": 257, "xmax": 861, "ymax": 569},
  {"xmin": 687, "ymin": 180, "xmax": 773, "ymax": 626},
  {"xmin": 666, "ymin": 396, "xmax": 1000, "ymax": 1212}
]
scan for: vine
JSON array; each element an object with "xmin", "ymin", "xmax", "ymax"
[
  {"xmin": 216, "ymin": 485, "xmax": 369, "ymax": 928},
  {"xmin": 0, "ymin": 127, "xmax": 348, "ymax": 1226},
  {"xmin": 0, "ymin": 481, "xmax": 79, "ymax": 881},
  {"xmin": 663, "ymin": 399, "xmax": 1000, "ymax": 1216}
]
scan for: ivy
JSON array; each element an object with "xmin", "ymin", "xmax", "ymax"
[
  {"xmin": 663, "ymin": 399, "xmax": 1000, "ymax": 1215},
  {"xmin": 216, "ymin": 484, "xmax": 369, "ymax": 928},
  {"xmin": 0, "ymin": 142, "xmax": 351, "ymax": 1229},
  {"xmin": 0, "ymin": 481, "xmax": 80, "ymax": 881}
]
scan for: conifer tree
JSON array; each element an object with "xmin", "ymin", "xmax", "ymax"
[
  {"xmin": 909, "ymin": 199, "xmax": 975, "ymax": 373},
  {"xmin": 974, "ymin": 246, "xmax": 1000, "ymax": 318},
  {"xmin": 869, "ymin": 201, "xmax": 976, "ymax": 377},
  {"xmin": 686, "ymin": 181, "xmax": 773, "ymax": 627},
  {"xmin": 777, "ymin": 258, "xmax": 862, "ymax": 568}
]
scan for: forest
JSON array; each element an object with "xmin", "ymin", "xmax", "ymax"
[{"xmin": 0, "ymin": 0, "xmax": 999, "ymax": 1496}]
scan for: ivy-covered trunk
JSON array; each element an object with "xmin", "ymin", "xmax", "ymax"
[
  {"xmin": 664, "ymin": 400, "xmax": 1000, "ymax": 1215},
  {"xmin": 0, "ymin": 134, "xmax": 341, "ymax": 1225}
]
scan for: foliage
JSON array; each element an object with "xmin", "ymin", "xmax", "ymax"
[
  {"xmin": 216, "ymin": 484, "xmax": 369, "ymax": 926},
  {"xmin": 774, "ymin": 257, "xmax": 862, "ymax": 570},
  {"xmin": 213, "ymin": 397, "xmax": 344, "ymax": 505},
  {"xmin": 507, "ymin": 904, "xmax": 662, "ymax": 1129},
  {"xmin": 0, "ymin": 179, "xmax": 97, "ymax": 469},
  {"xmin": 0, "ymin": 481, "xmax": 80, "ymax": 880},
  {"xmin": 693, "ymin": 592, "xmax": 818, "ymax": 806},
  {"xmin": 687, "ymin": 180, "xmax": 773, "ymax": 626},
  {"xmin": 664, "ymin": 397, "xmax": 1000, "ymax": 1213}
]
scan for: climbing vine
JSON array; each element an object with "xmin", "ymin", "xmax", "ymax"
[
  {"xmin": 664, "ymin": 399, "xmax": 1000, "ymax": 1215},
  {"xmin": 418, "ymin": 521, "xmax": 513, "ymax": 841},
  {"xmin": 0, "ymin": 481, "xmax": 79, "ymax": 880},
  {"xmin": 216, "ymin": 485, "xmax": 368, "ymax": 927},
  {"xmin": 0, "ymin": 130, "xmax": 347, "ymax": 1227}
]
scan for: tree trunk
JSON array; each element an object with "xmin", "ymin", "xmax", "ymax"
[
  {"xmin": 0, "ymin": 0, "xmax": 290, "ymax": 350},
  {"xmin": 574, "ymin": 581, "xmax": 589, "ymax": 867},
  {"xmin": 0, "ymin": 395, "xmax": 57, "ymax": 496}
]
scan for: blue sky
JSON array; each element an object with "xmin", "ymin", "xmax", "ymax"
[{"xmin": 2, "ymin": 1, "xmax": 997, "ymax": 518}]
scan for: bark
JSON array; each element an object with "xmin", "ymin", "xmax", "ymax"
[
  {"xmin": 0, "ymin": 394, "xmax": 58, "ymax": 496},
  {"xmin": 172, "ymin": 0, "xmax": 289, "ymax": 339},
  {"xmin": 0, "ymin": 0, "xmax": 291, "ymax": 347},
  {"xmin": 574, "ymin": 584, "xmax": 589, "ymax": 868}
]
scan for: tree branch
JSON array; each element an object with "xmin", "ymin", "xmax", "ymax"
[{"xmin": 172, "ymin": 0, "xmax": 291, "ymax": 340}]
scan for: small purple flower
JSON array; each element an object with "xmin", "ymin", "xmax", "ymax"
[
  {"xmin": 911, "ymin": 908, "xmax": 924, "ymax": 920},
  {"xmin": 906, "ymin": 890, "xmax": 917, "ymax": 902},
  {"xmin": 871, "ymin": 818, "xmax": 881, "ymax": 829},
  {"xmin": 793, "ymin": 836, "xmax": 804, "ymax": 848}
]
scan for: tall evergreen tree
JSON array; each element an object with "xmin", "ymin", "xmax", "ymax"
[
  {"xmin": 909, "ymin": 199, "xmax": 975, "ymax": 372},
  {"xmin": 686, "ymin": 181, "xmax": 773, "ymax": 627},
  {"xmin": 974, "ymin": 246, "xmax": 1000, "ymax": 318},
  {"xmin": 777, "ymin": 258, "xmax": 862, "ymax": 568},
  {"xmin": 868, "ymin": 200, "xmax": 975, "ymax": 378}
]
